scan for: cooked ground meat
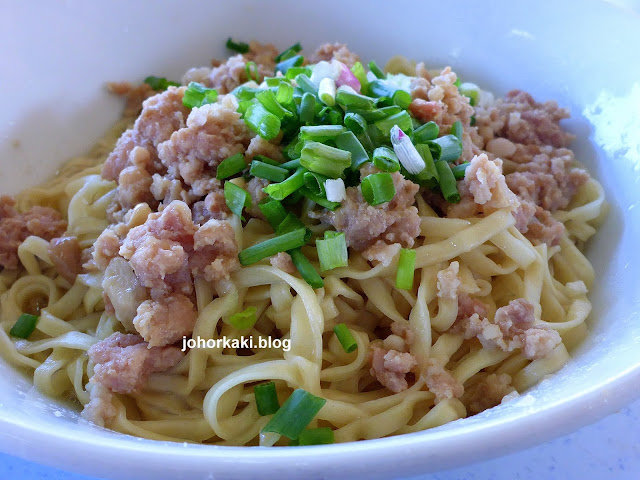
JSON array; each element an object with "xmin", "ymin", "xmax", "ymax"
[
  {"xmin": 436, "ymin": 261, "xmax": 461, "ymax": 299},
  {"xmin": 320, "ymin": 166, "xmax": 420, "ymax": 251},
  {"xmin": 0, "ymin": 196, "xmax": 67, "ymax": 269},
  {"xmin": 189, "ymin": 218, "xmax": 239, "ymax": 282},
  {"xmin": 87, "ymin": 332, "xmax": 183, "ymax": 394},
  {"xmin": 309, "ymin": 43, "xmax": 360, "ymax": 68},
  {"xmin": 133, "ymin": 293, "xmax": 197, "ymax": 347},
  {"xmin": 245, "ymin": 177, "xmax": 270, "ymax": 219},
  {"xmin": 48, "ymin": 236, "xmax": 82, "ymax": 283},
  {"xmin": 82, "ymin": 382, "xmax": 117, "ymax": 427},
  {"xmin": 209, "ymin": 42, "xmax": 277, "ymax": 94},
  {"xmin": 464, "ymin": 373, "xmax": 513, "ymax": 414},
  {"xmin": 369, "ymin": 346, "xmax": 418, "ymax": 393},
  {"xmin": 191, "ymin": 189, "xmax": 230, "ymax": 224},
  {"xmin": 245, "ymin": 135, "xmax": 284, "ymax": 162},
  {"xmin": 106, "ymin": 81, "xmax": 155, "ymax": 119},
  {"xmin": 424, "ymin": 358, "xmax": 464, "ymax": 403},
  {"xmin": 270, "ymin": 252, "xmax": 295, "ymax": 274}
]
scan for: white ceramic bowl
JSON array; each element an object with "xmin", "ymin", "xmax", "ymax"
[{"xmin": 1, "ymin": 1, "xmax": 640, "ymax": 479}]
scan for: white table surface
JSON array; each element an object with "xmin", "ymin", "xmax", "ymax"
[{"xmin": 2, "ymin": 395, "xmax": 639, "ymax": 480}]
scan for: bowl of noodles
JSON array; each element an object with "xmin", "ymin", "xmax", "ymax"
[{"xmin": 1, "ymin": 1, "xmax": 640, "ymax": 479}]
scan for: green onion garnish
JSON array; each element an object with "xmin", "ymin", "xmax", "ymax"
[
  {"xmin": 289, "ymin": 249, "xmax": 324, "ymax": 288},
  {"xmin": 335, "ymin": 131, "xmax": 370, "ymax": 171},
  {"xmin": 229, "ymin": 306, "xmax": 258, "ymax": 329},
  {"xmin": 285, "ymin": 66, "xmax": 312, "ymax": 80},
  {"xmin": 459, "ymin": 82, "xmax": 479, "ymax": 106},
  {"xmin": 352, "ymin": 106, "xmax": 402, "ymax": 122},
  {"xmin": 295, "ymin": 74, "xmax": 318, "ymax": 95},
  {"xmin": 256, "ymin": 89, "xmax": 292, "ymax": 120},
  {"xmin": 263, "ymin": 167, "xmax": 306, "ymax": 201},
  {"xmin": 368, "ymin": 60, "xmax": 386, "ymax": 79},
  {"xmin": 350, "ymin": 61, "xmax": 369, "ymax": 91},
  {"xmin": 343, "ymin": 112, "xmax": 367, "ymax": 135},
  {"xmin": 374, "ymin": 110, "xmax": 413, "ymax": 138},
  {"xmin": 295, "ymin": 427, "xmax": 335, "ymax": 446},
  {"xmin": 395, "ymin": 248, "xmax": 416, "ymax": 290},
  {"xmin": 276, "ymin": 55, "xmax": 304, "ymax": 75},
  {"xmin": 224, "ymin": 182, "xmax": 250, "ymax": 220},
  {"xmin": 300, "ymin": 125, "xmax": 345, "ymax": 140},
  {"xmin": 10, "ymin": 313, "xmax": 39, "ymax": 339},
  {"xmin": 450, "ymin": 120, "xmax": 463, "ymax": 142},
  {"xmin": 336, "ymin": 87, "xmax": 377, "ymax": 110},
  {"xmin": 299, "ymin": 188, "xmax": 341, "ymax": 210},
  {"xmin": 372, "ymin": 146, "xmax": 401, "ymax": 173},
  {"xmin": 368, "ymin": 80, "xmax": 412, "ymax": 109},
  {"xmin": 299, "ymin": 142, "xmax": 351, "ymax": 179},
  {"xmin": 258, "ymin": 197, "xmax": 288, "ymax": 230},
  {"xmin": 245, "ymin": 61, "xmax": 259, "ymax": 82},
  {"xmin": 435, "ymin": 161, "xmax": 461, "ymax": 203},
  {"xmin": 412, "ymin": 121, "xmax": 439, "ymax": 143},
  {"xmin": 226, "ymin": 37, "xmax": 250, "ymax": 54},
  {"xmin": 333, "ymin": 323, "xmax": 357, "ymax": 353},
  {"xmin": 299, "ymin": 92, "xmax": 316, "ymax": 125},
  {"xmin": 318, "ymin": 77, "xmax": 337, "ymax": 106},
  {"xmin": 244, "ymin": 102, "xmax": 281, "ymax": 140},
  {"xmin": 280, "ymin": 158, "xmax": 301, "ymax": 170},
  {"xmin": 261, "ymin": 389, "xmax": 327, "ymax": 440},
  {"xmin": 303, "ymin": 171, "xmax": 329, "ymax": 196},
  {"xmin": 250, "ymin": 161, "xmax": 289, "ymax": 183},
  {"xmin": 316, "ymin": 231, "xmax": 348, "ymax": 272},
  {"xmin": 143, "ymin": 76, "xmax": 180, "ymax": 91},
  {"xmin": 470, "ymin": 115, "xmax": 476, "ymax": 126},
  {"xmin": 239, "ymin": 228, "xmax": 308, "ymax": 266},
  {"xmin": 429, "ymin": 134, "xmax": 463, "ymax": 163},
  {"xmin": 361, "ymin": 172, "xmax": 396, "ymax": 206},
  {"xmin": 275, "ymin": 42, "xmax": 302, "ymax": 63},
  {"xmin": 414, "ymin": 144, "xmax": 440, "ymax": 189},
  {"xmin": 183, "ymin": 82, "xmax": 218, "ymax": 109},
  {"xmin": 217, "ymin": 153, "xmax": 246, "ymax": 180},
  {"xmin": 275, "ymin": 213, "xmax": 308, "ymax": 238},
  {"xmin": 276, "ymin": 82, "xmax": 294, "ymax": 105},
  {"xmin": 254, "ymin": 381, "xmax": 280, "ymax": 416},
  {"xmin": 451, "ymin": 162, "xmax": 470, "ymax": 180}
]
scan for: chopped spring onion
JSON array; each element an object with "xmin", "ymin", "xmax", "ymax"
[
  {"xmin": 244, "ymin": 102, "xmax": 281, "ymax": 140},
  {"xmin": 368, "ymin": 80, "xmax": 412, "ymax": 109},
  {"xmin": 335, "ymin": 131, "xmax": 369, "ymax": 170},
  {"xmin": 318, "ymin": 106, "xmax": 342, "ymax": 125},
  {"xmin": 429, "ymin": 134, "xmax": 463, "ymax": 163},
  {"xmin": 459, "ymin": 82, "xmax": 479, "ymax": 106},
  {"xmin": 318, "ymin": 77, "xmax": 336, "ymax": 106},
  {"xmin": 295, "ymin": 74, "xmax": 318, "ymax": 95},
  {"xmin": 256, "ymin": 89, "xmax": 292, "ymax": 120},
  {"xmin": 324, "ymin": 178, "xmax": 346, "ymax": 203},
  {"xmin": 414, "ymin": 144, "xmax": 440, "ymax": 188},
  {"xmin": 368, "ymin": 60, "xmax": 386, "ymax": 79},
  {"xmin": 412, "ymin": 121, "xmax": 439, "ymax": 143},
  {"xmin": 454, "ymin": 77, "xmax": 461, "ymax": 88},
  {"xmin": 229, "ymin": 306, "xmax": 257, "ymax": 329},
  {"xmin": 299, "ymin": 92, "xmax": 316, "ymax": 125},
  {"xmin": 183, "ymin": 82, "xmax": 218, "ymax": 109},
  {"xmin": 451, "ymin": 162, "xmax": 470, "ymax": 180},
  {"xmin": 374, "ymin": 111, "xmax": 413, "ymax": 138},
  {"xmin": 336, "ymin": 86, "xmax": 377, "ymax": 110},
  {"xmin": 226, "ymin": 37, "xmax": 250, "ymax": 54},
  {"xmin": 250, "ymin": 161, "xmax": 289, "ymax": 183},
  {"xmin": 276, "ymin": 55, "xmax": 304, "ymax": 75},
  {"xmin": 343, "ymin": 112, "xmax": 367, "ymax": 135},
  {"xmin": 303, "ymin": 171, "xmax": 329, "ymax": 196},
  {"xmin": 333, "ymin": 323, "xmax": 357, "ymax": 353},
  {"xmin": 361, "ymin": 172, "xmax": 396, "ymax": 206},
  {"xmin": 435, "ymin": 161, "xmax": 461, "ymax": 203},
  {"xmin": 261, "ymin": 389, "xmax": 327, "ymax": 440},
  {"xmin": 299, "ymin": 187, "xmax": 341, "ymax": 210},
  {"xmin": 395, "ymin": 248, "xmax": 416, "ymax": 290},
  {"xmin": 275, "ymin": 42, "xmax": 302, "ymax": 63},
  {"xmin": 280, "ymin": 158, "xmax": 301, "ymax": 170},
  {"xmin": 253, "ymin": 155, "xmax": 281, "ymax": 167},
  {"xmin": 276, "ymin": 82, "xmax": 294, "ymax": 105},
  {"xmin": 285, "ymin": 66, "xmax": 312, "ymax": 80},
  {"xmin": 289, "ymin": 248, "xmax": 324, "ymax": 288},
  {"xmin": 299, "ymin": 142, "xmax": 351, "ymax": 179},
  {"xmin": 276, "ymin": 213, "xmax": 308, "ymax": 238},
  {"xmin": 239, "ymin": 228, "xmax": 308, "ymax": 265},
  {"xmin": 263, "ymin": 167, "xmax": 306, "ymax": 201},
  {"xmin": 224, "ymin": 182, "xmax": 250, "ymax": 220},
  {"xmin": 353, "ymin": 106, "xmax": 402, "ymax": 122},
  {"xmin": 450, "ymin": 120, "xmax": 463, "ymax": 142},
  {"xmin": 390, "ymin": 125, "xmax": 425, "ymax": 175},
  {"xmin": 470, "ymin": 115, "xmax": 476, "ymax": 126},
  {"xmin": 350, "ymin": 61, "xmax": 369, "ymax": 91},
  {"xmin": 245, "ymin": 61, "xmax": 259, "ymax": 82},
  {"xmin": 254, "ymin": 381, "xmax": 280, "ymax": 416},
  {"xmin": 143, "ymin": 76, "xmax": 180, "ymax": 91},
  {"xmin": 259, "ymin": 197, "xmax": 288, "ymax": 229},
  {"xmin": 300, "ymin": 125, "xmax": 345, "ymax": 140},
  {"xmin": 232, "ymin": 85, "xmax": 263, "ymax": 101},
  {"xmin": 317, "ymin": 231, "xmax": 348, "ymax": 271},
  {"xmin": 372, "ymin": 146, "xmax": 401, "ymax": 172},
  {"xmin": 10, "ymin": 313, "xmax": 38, "ymax": 339},
  {"xmin": 295, "ymin": 427, "xmax": 335, "ymax": 446},
  {"xmin": 216, "ymin": 153, "xmax": 246, "ymax": 180}
]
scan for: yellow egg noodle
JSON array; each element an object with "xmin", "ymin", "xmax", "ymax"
[{"xmin": 0, "ymin": 54, "xmax": 606, "ymax": 446}]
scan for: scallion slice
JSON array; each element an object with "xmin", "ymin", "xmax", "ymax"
[
  {"xmin": 336, "ymin": 86, "xmax": 377, "ymax": 110},
  {"xmin": 226, "ymin": 37, "xmax": 250, "ymax": 54},
  {"xmin": 239, "ymin": 228, "xmax": 308, "ymax": 265},
  {"xmin": 299, "ymin": 92, "xmax": 316, "ymax": 125},
  {"xmin": 263, "ymin": 167, "xmax": 306, "ymax": 201},
  {"xmin": 352, "ymin": 106, "xmax": 401, "ymax": 122},
  {"xmin": 435, "ymin": 161, "xmax": 461, "ymax": 203},
  {"xmin": 289, "ymin": 248, "xmax": 324, "ymax": 288},
  {"xmin": 144, "ymin": 76, "xmax": 180, "ymax": 91},
  {"xmin": 390, "ymin": 125, "xmax": 425, "ymax": 175},
  {"xmin": 276, "ymin": 55, "xmax": 304, "ymax": 76},
  {"xmin": 183, "ymin": 82, "xmax": 218, "ymax": 109},
  {"xmin": 228, "ymin": 306, "xmax": 257, "ymax": 329},
  {"xmin": 316, "ymin": 231, "xmax": 348, "ymax": 272},
  {"xmin": 361, "ymin": 172, "xmax": 396, "ymax": 206},
  {"xmin": 412, "ymin": 121, "xmax": 439, "ymax": 143},
  {"xmin": 224, "ymin": 182, "xmax": 250, "ymax": 220},
  {"xmin": 295, "ymin": 74, "xmax": 318, "ymax": 95},
  {"xmin": 299, "ymin": 142, "xmax": 351, "ymax": 179},
  {"xmin": 275, "ymin": 42, "xmax": 302, "ymax": 63},
  {"xmin": 300, "ymin": 125, "xmax": 345, "ymax": 140},
  {"xmin": 245, "ymin": 61, "xmax": 259, "ymax": 82},
  {"xmin": 429, "ymin": 134, "xmax": 463, "ymax": 163},
  {"xmin": 10, "ymin": 313, "xmax": 38, "ymax": 339},
  {"xmin": 285, "ymin": 66, "xmax": 312, "ymax": 80},
  {"xmin": 395, "ymin": 248, "xmax": 416, "ymax": 290},
  {"xmin": 343, "ymin": 112, "xmax": 367, "ymax": 135},
  {"xmin": 350, "ymin": 61, "xmax": 369, "ymax": 91},
  {"xmin": 299, "ymin": 188, "xmax": 341, "ymax": 210},
  {"xmin": 244, "ymin": 102, "xmax": 281, "ymax": 140},
  {"xmin": 372, "ymin": 146, "xmax": 401, "ymax": 172},
  {"xmin": 250, "ymin": 161, "xmax": 289, "ymax": 183},
  {"xmin": 254, "ymin": 381, "xmax": 280, "ymax": 416},
  {"xmin": 368, "ymin": 60, "xmax": 386, "ymax": 79},
  {"xmin": 275, "ymin": 213, "xmax": 309, "ymax": 239},
  {"xmin": 450, "ymin": 120, "xmax": 463, "ymax": 142},
  {"xmin": 256, "ymin": 89, "xmax": 292, "ymax": 120},
  {"xmin": 303, "ymin": 171, "xmax": 329, "ymax": 196},
  {"xmin": 414, "ymin": 144, "xmax": 440, "ymax": 188},
  {"xmin": 459, "ymin": 82, "xmax": 479, "ymax": 106},
  {"xmin": 374, "ymin": 111, "xmax": 413, "ymax": 138},
  {"xmin": 333, "ymin": 323, "xmax": 357, "ymax": 353},
  {"xmin": 261, "ymin": 389, "xmax": 327, "ymax": 440},
  {"xmin": 216, "ymin": 153, "xmax": 246, "ymax": 180},
  {"xmin": 368, "ymin": 80, "xmax": 412, "ymax": 109},
  {"xmin": 324, "ymin": 178, "xmax": 346, "ymax": 203},
  {"xmin": 296, "ymin": 427, "xmax": 335, "ymax": 446},
  {"xmin": 318, "ymin": 77, "xmax": 337, "ymax": 106},
  {"xmin": 451, "ymin": 162, "xmax": 470, "ymax": 180},
  {"xmin": 259, "ymin": 197, "xmax": 288, "ymax": 229},
  {"xmin": 276, "ymin": 82, "xmax": 294, "ymax": 105}
]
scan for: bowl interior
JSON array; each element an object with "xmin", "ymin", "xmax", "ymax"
[{"xmin": 1, "ymin": 1, "xmax": 640, "ymax": 479}]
